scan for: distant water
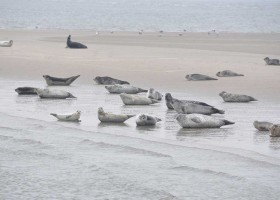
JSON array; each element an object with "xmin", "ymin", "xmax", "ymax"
[{"xmin": 0, "ymin": 0, "xmax": 280, "ymax": 32}]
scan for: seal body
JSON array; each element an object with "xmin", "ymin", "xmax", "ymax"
[
  {"xmin": 105, "ymin": 84, "xmax": 147, "ymax": 94},
  {"xmin": 15, "ymin": 87, "xmax": 38, "ymax": 95},
  {"xmin": 67, "ymin": 35, "xmax": 87, "ymax": 49},
  {"xmin": 43, "ymin": 75, "xmax": 80, "ymax": 86},
  {"xmin": 216, "ymin": 70, "xmax": 244, "ymax": 77},
  {"xmin": 98, "ymin": 107, "xmax": 135, "ymax": 123},
  {"xmin": 270, "ymin": 125, "xmax": 280, "ymax": 137},
  {"xmin": 253, "ymin": 121, "xmax": 273, "ymax": 131},
  {"xmin": 94, "ymin": 76, "xmax": 129, "ymax": 85},
  {"xmin": 36, "ymin": 89, "xmax": 76, "ymax": 99},
  {"xmin": 50, "ymin": 111, "xmax": 81, "ymax": 122},
  {"xmin": 264, "ymin": 57, "xmax": 280, "ymax": 65},
  {"xmin": 147, "ymin": 88, "xmax": 163, "ymax": 101},
  {"xmin": 0, "ymin": 40, "xmax": 13, "ymax": 47},
  {"xmin": 219, "ymin": 91, "xmax": 257, "ymax": 102},
  {"xmin": 120, "ymin": 93, "xmax": 159, "ymax": 105},
  {"xmin": 176, "ymin": 114, "xmax": 234, "ymax": 128},
  {"xmin": 186, "ymin": 74, "xmax": 217, "ymax": 81},
  {"xmin": 136, "ymin": 114, "xmax": 161, "ymax": 126}
]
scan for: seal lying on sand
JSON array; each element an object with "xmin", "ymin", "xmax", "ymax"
[
  {"xmin": 0, "ymin": 40, "xmax": 13, "ymax": 47},
  {"xmin": 98, "ymin": 107, "xmax": 135, "ymax": 123},
  {"xmin": 219, "ymin": 91, "xmax": 257, "ymax": 102},
  {"xmin": 147, "ymin": 88, "xmax": 163, "ymax": 101},
  {"xmin": 270, "ymin": 124, "xmax": 280, "ymax": 137},
  {"xmin": 15, "ymin": 87, "xmax": 38, "ymax": 95},
  {"xmin": 94, "ymin": 76, "xmax": 129, "ymax": 85},
  {"xmin": 264, "ymin": 57, "xmax": 280, "ymax": 65},
  {"xmin": 165, "ymin": 93, "xmax": 212, "ymax": 110},
  {"xmin": 50, "ymin": 111, "xmax": 81, "ymax": 122},
  {"xmin": 216, "ymin": 70, "xmax": 244, "ymax": 77},
  {"xmin": 36, "ymin": 89, "xmax": 76, "ymax": 99},
  {"xmin": 136, "ymin": 114, "xmax": 161, "ymax": 126},
  {"xmin": 120, "ymin": 93, "xmax": 159, "ymax": 105},
  {"xmin": 176, "ymin": 114, "xmax": 234, "ymax": 128},
  {"xmin": 186, "ymin": 74, "xmax": 217, "ymax": 81},
  {"xmin": 66, "ymin": 35, "xmax": 87, "ymax": 49},
  {"xmin": 171, "ymin": 99, "xmax": 224, "ymax": 115},
  {"xmin": 105, "ymin": 84, "xmax": 147, "ymax": 94},
  {"xmin": 43, "ymin": 75, "xmax": 80, "ymax": 86},
  {"xmin": 253, "ymin": 121, "xmax": 274, "ymax": 131}
]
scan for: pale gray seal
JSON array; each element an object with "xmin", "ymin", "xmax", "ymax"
[
  {"xmin": 94, "ymin": 76, "xmax": 129, "ymax": 85},
  {"xmin": 216, "ymin": 70, "xmax": 244, "ymax": 77},
  {"xmin": 67, "ymin": 35, "xmax": 87, "ymax": 49},
  {"xmin": 136, "ymin": 114, "xmax": 161, "ymax": 126},
  {"xmin": 176, "ymin": 114, "xmax": 234, "ymax": 128},
  {"xmin": 147, "ymin": 88, "xmax": 163, "ymax": 101},
  {"xmin": 105, "ymin": 84, "xmax": 147, "ymax": 94},
  {"xmin": 253, "ymin": 121, "xmax": 274, "ymax": 131},
  {"xmin": 219, "ymin": 91, "xmax": 257, "ymax": 102},
  {"xmin": 36, "ymin": 89, "xmax": 76, "ymax": 99},
  {"xmin": 98, "ymin": 107, "xmax": 135, "ymax": 123},
  {"xmin": 43, "ymin": 75, "xmax": 80, "ymax": 86},
  {"xmin": 50, "ymin": 111, "xmax": 81, "ymax": 122},
  {"xmin": 270, "ymin": 124, "xmax": 280, "ymax": 137},
  {"xmin": 186, "ymin": 74, "xmax": 217, "ymax": 81},
  {"xmin": 0, "ymin": 40, "xmax": 13, "ymax": 47},
  {"xmin": 120, "ymin": 93, "xmax": 159, "ymax": 105},
  {"xmin": 15, "ymin": 87, "xmax": 38, "ymax": 95},
  {"xmin": 264, "ymin": 57, "xmax": 280, "ymax": 65}
]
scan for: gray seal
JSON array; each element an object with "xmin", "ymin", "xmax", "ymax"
[
  {"xmin": 98, "ymin": 107, "xmax": 135, "ymax": 123},
  {"xmin": 264, "ymin": 57, "xmax": 280, "ymax": 65},
  {"xmin": 105, "ymin": 84, "xmax": 147, "ymax": 94},
  {"xmin": 186, "ymin": 74, "xmax": 217, "ymax": 81},
  {"xmin": 43, "ymin": 75, "xmax": 80, "ymax": 86},
  {"xmin": 219, "ymin": 91, "xmax": 257, "ymax": 102},
  {"xmin": 67, "ymin": 35, "xmax": 87, "ymax": 49},
  {"xmin": 36, "ymin": 89, "xmax": 76, "ymax": 99},
  {"xmin": 15, "ymin": 87, "xmax": 38, "ymax": 95},
  {"xmin": 147, "ymin": 88, "xmax": 163, "ymax": 101},
  {"xmin": 0, "ymin": 40, "xmax": 13, "ymax": 47},
  {"xmin": 270, "ymin": 124, "xmax": 280, "ymax": 137},
  {"xmin": 176, "ymin": 114, "xmax": 234, "ymax": 128},
  {"xmin": 136, "ymin": 114, "xmax": 161, "ymax": 126},
  {"xmin": 94, "ymin": 76, "xmax": 129, "ymax": 85},
  {"xmin": 120, "ymin": 93, "xmax": 159, "ymax": 105},
  {"xmin": 253, "ymin": 121, "xmax": 274, "ymax": 131},
  {"xmin": 216, "ymin": 70, "xmax": 244, "ymax": 77}
]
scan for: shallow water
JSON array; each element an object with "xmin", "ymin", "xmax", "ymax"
[{"xmin": 1, "ymin": 78, "xmax": 280, "ymax": 199}]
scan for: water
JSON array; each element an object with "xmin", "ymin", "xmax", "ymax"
[
  {"xmin": 1, "ymin": 79, "xmax": 280, "ymax": 199},
  {"xmin": 0, "ymin": 0, "xmax": 280, "ymax": 32}
]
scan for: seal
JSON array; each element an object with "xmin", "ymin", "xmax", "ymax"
[
  {"xmin": 105, "ymin": 84, "xmax": 147, "ymax": 94},
  {"xmin": 219, "ymin": 91, "xmax": 257, "ymax": 102},
  {"xmin": 94, "ymin": 76, "xmax": 129, "ymax": 85},
  {"xmin": 50, "ymin": 111, "xmax": 81, "ymax": 122},
  {"xmin": 176, "ymin": 114, "xmax": 234, "ymax": 128},
  {"xmin": 216, "ymin": 70, "xmax": 244, "ymax": 77},
  {"xmin": 43, "ymin": 75, "xmax": 80, "ymax": 86},
  {"xmin": 15, "ymin": 87, "xmax": 38, "ymax": 95},
  {"xmin": 186, "ymin": 74, "xmax": 217, "ymax": 81},
  {"xmin": 67, "ymin": 35, "xmax": 87, "ymax": 49},
  {"xmin": 0, "ymin": 40, "xmax": 13, "ymax": 47},
  {"xmin": 136, "ymin": 114, "xmax": 161, "ymax": 126},
  {"xmin": 147, "ymin": 88, "xmax": 163, "ymax": 101},
  {"xmin": 98, "ymin": 107, "xmax": 135, "ymax": 123},
  {"xmin": 165, "ymin": 93, "xmax": 212, "ymax": 110},
  {"xmin": 36, "ymin": 88, "xmax": 76, "ymax": 99},
  {"xmin": 253, "ymin": 121, "xmax": 274, "ymax": 131},
  {"xmin": 264, "ymin": 57, "xmax": 280, "ymax": 65},
  {"xmin": 120, "ymin": 93, "xmax": 159, "ymax": 105},
  {"xmin": 270, "ymin": 124, "xmax": 280, "ymax": 137}
]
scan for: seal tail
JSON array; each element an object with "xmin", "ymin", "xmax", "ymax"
[
  {"xmin": 67, "ymin": 75, "xmax": 80, "ymax": 84},
  {"xmin": 212, "ymin": 107, "xmax": 225, "ymax": 114},
  {"xmin": 139, "ymin": 88, "xmax": 148, "ymax": 93},
  {"xmin": 249, "ymin": 97, "xmax": 258, "ymax": 101},
  {"xmin": 50, "ymin": 113, "xmax": 57, "ymax": 117},
  {"xmin": 68, "ymin": 93, "xmax": 77, "ymax": 98},
  {"xmin": 127, "ymin": 115, "xmax": 136, "ymax": 118},
  {"xmin": 151, "ymin": 99, "xmax": 159, "ymax": 104},
  {"xmin": 156, "ymin": 117, "xmax": 162, "ymax": 122},
  {"xmin": 223, "ymin": 120, "xmax": 235, "ymax": 126}
]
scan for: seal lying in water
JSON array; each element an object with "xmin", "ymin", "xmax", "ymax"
[
  {"xmin": 147, "ymin": 88, "xmax": 163, "ymax": 101},
  {"xmin": 15, "ymin": 87, "xmax": 38, "ymax": 95},
  {"xmin": 120, "ymin": 93, "xmax": 159, "ymax": 105},
  {"xmin": 94, "ymin": 76, "xmax": 129, "ymax": 85},
  {"xmin": 270, "ymin": 124, "xmax": 280, "ymax": 137},
  {"xmin": 66, "ymin": 35, "xmax": 87, "ymax": 49},
  {"xmin": 264, "ymin": 57, "xmax": 280, "ymax": 65},
  {"xmin": 105, "ymin": 84, "xmax": 147, "ymax": 94},
  {"xmin": 219, "ymin": 91, "xmax": 257, "ymax": 102},
  {"xmin": 43, "ymin": 75, "xmax": 80, "ymax": 86},
  {"xmin": 36, "ymin": 89, "xmax": 76, "ymax": 99},
  {"xmin": 253, "ymin": 121, "xmax": 274, "ymax": 131},
  {"xmin": 0, "ymin": 40, "xmax": 13, "ymax": 47},
  {"xmin": 216, "ymin": 70, "xmax": 244, "ymax": 77},
  {"xmin": 50, "ymin": 111, "xmax": 81, "ymax": 122},
  {"xmin": 165, "ymin": 93, "xmax": 212, "ymax": 110},
  {"xmin": 136, "ymin": 114, "xmax": 161, "ymax": 126},
  {"xmin": 176, "ymin": 114, "xmax": 234, "ymax": 128},
  {"xmin": 98, "ymin": 107, "xmax": 135, "ymax": 123},
  {"xmin": 186, "ymin": 74, "xmax": 217, "ymax": 81}
]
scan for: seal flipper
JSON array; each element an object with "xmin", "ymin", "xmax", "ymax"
[{"xmin": 223, "ymin": 120, "xmax": 235, "ymax": 126}]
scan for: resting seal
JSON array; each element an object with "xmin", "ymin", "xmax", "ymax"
[
  {"xmin": 120, "ymin": 93, "xmax": 159, "ymax": 105},
  {"xmin": 67, "ymin": 35, "xmax": 87, "ymax": 49},
  {"xmin": 219, "ymin": 91, "xmax": 257, "ymax": 102},
  {"xmin": 15, "ymin": 87, "xmax": 38, "ymax": 95},
  {"xmin": 264, "ymin": 57, "xmax": 280, "ymax": 65},
  {"xmin": 136, "ymin": 114, "xmax": 161, "ymax": 126},
  {"xmin": 50, "ymin": 111, "xmax": 81, "ymax": 122},
  {"xmin": 176, "ymin": 114, "xmax": 234, "ymax": 128},
  {"xmin": 105, "ymin": 84, "xmax": 147, "ymax": 94},
  {"xmin": 98, "ymin": 107, "xmax": 135, "ymax": 123},
  {"xmin": 0, "ymin": 40, "xmax": 13, "ymax": 47},
  {"xmin": 216, "ymin": 70, "xmax": 244, "ymax": 77},
  {"xmin": 270, "ymin": 124, "xmax": 280, "ymax": 137},
  {"xmin": 253, "ymin": 121, "xmax": 274, "ymax": 131},
  {"xmin": 94, "ymin": 76, "xmax": 129, "ymax": 85},
  {"xmin": 186, "ymin": 74, "xmax": 217, "ymax": 81},
  {"xmin": 36, "ymin": 89, "xmax": 76, "ymax": 99},
  {"xmin": 43, "ymin": 75, "xmax": 80, "ymax": 86},
  {"xmin": 147, "ymin": 88, "xmax": 163, "ymax": 101}
]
